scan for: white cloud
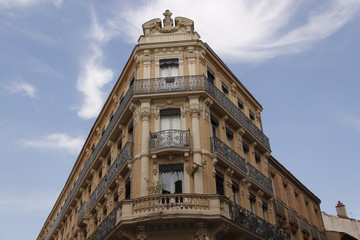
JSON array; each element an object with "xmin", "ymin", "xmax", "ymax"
[
  {"xmin": 23, "ymin": 133, "xmax": 84, "ymax": 154},
  {"xmin": 76, "ymin": 10, "xmax": 115, "ymax": 120},
  {"xmin": 342, "ymin": 115, "xmax": 360, "ymax": 132},
  {"xmin": 7, "ymin": 81, "xmax": 37, "ymax": 98},
  {"xmin": 0, "ymin": 0, "xmax": 62, "ymax": 9},
  {"xmin": 110, "ymin": 0, "xmax": 360, "ymax": 62}
]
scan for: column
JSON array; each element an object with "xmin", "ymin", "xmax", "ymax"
[
  {"xmin": 189, "ymin": 95, "xmax": 203, "ymax": 193},
  {"xmin": 139, "ymin": 99, "xmax": 151, "ymax": 196}
]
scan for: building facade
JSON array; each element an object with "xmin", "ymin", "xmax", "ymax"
[{"xmin": 37, "ymin": 10, "xmax": 325, "ymax": 240}]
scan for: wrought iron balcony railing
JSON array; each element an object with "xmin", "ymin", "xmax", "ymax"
[
  {"xmin": 275, "ymin": 200, "xmax": 286, "ymax": 218},
  {"xmin": 210, "ymin": 137, "xmax": 273, "ymax": 193},
  {"xmin": 87, "ymin": 207, "xmax": 117, "ymax": 240},
  {"xmin": 89, "ymin": 142, "xmax": 134, "ymax": 211},
  {"xmin": 77, "ymin": 202, "xmax": 89, "ymax": 224},
  {"xmin": 134, "ymin": 75, "xmax": 270, "ymax": 150},
  {"xmin": 311, "ymin": 226, "xmax": 320, "ymax": 239},
  {"xmin": 149, "ymin": 129, "xmax": 190, "ymax": 150},
  {"xmin": 288, "ymin": 208, "xmax": 299, "ymax": 226},
  {"xmin": 300, "ymin": 218, "xmax": 310, "ymax": 233},
  {"xmin": 230, "ymin": 203, "xmax": 290, "ymax": 240}
]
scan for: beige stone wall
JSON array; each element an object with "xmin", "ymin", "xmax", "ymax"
[{"xmin": 322, "ymin": 212, "xmax": 360, "ymax": 239}]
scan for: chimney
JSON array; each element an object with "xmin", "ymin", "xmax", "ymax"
[{"xmin": 336, "ymin": 201, "xmax": 348, "ymax": 218}]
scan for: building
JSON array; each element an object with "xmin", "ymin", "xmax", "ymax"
[
  {"xmin": 269, "ymin": 156, "xmax": 326, "ymax": 240},
  {"xmin": 322, "ymin": 202, "xmax": 360, "ymax": 240},
  {"xmin": 37, "ymin": 10, "xmax": 326, "ymax": 240}
]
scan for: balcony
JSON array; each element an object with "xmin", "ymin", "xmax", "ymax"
[
  {"xmin": 288, "ymin": 209, "xmax": 299, "ymax": 226},
  {"xmin": 230, "ymin": 203, "xmax": 290, "ymax": 240},
  {"xmin": 275, "ymin": 200, "xmax": 286, "ymax": 218},
  {"xmin": 89, "ymin": 142, "xmax": 134, "ymax": 211},
  {"xmin": 210, "ymin": 137, "xmax": 273, "ymax": 193},
  {"xmin": 134, "ymin": 75, "xmax": 271, "ymax": 150},
  {"xmin": 77, "ymin": 202, "xmax": 90, "ymax": 225},
  {"xmin": 88, "ymin": 194, "xmax": 289, "ymax": 240},
  {"xmin": 311, "ymin": 226, "xmax": 320, "ymax": 240},
  {"xmin": 300, "ymin": 218, "xmax": 310, "ymax": 234},
  {"xmin": 149, "ymin": 129, "xmax": 190, "ymax": 154}
]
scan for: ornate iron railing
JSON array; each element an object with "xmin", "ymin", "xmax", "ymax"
[
  {"xmin": 87, "ymin": 208, "xmax": 117, "ymax": 240},
  {"xmin": 43, "ymin": 87, "xmax": 134, "ymax": 240},
  {"xmin": 288, "ymin": 208, "xmax": 299, "ymax": 225},
  {"xmin": 300, "ymin": 218, "xmax": 310, "ymax": 233},
  {"xmin": 149, "ymin": 129, "xmax": 190, "ymax": 150},
  {"xmin": 211, "ymin": 137, "xmax": 273, "ymax": 193},
  {"xmin": 230, "ymin": 203, "xmax": 290, "ymax": 240},
  {"xmin": 89, "ymin": 143, "xmax": 134, "ymax": 210},
  {"xmin": 134, "ymin": 75, "xmax": 271, "ymax": 150},
  {"xmin": 210, "ymin": 136, "xmax": 247, "ymax": 174},
  {"xmin": 77, "ymin": 202, "xmax": 89, "ymax": 224},
  {"xmin": 311, "ymin": 226, "xmax": 319, "ymax": 239},
  {"xmin": 275, "ymin": 200, "xmax": 286, "ymax": 218}
]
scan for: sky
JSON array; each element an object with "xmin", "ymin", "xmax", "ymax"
[{"xmin": 0, "ymin": 0, "xmax": 360, "ymax": 239}]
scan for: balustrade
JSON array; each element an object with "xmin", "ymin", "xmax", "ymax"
[
  {"xmin": 77, "ymin": 202, "xmax": 89, "ymax": 224},
  {"xmin": 275, "ymin": 200, "xmax": 286, "ymax": 218},
  {"xmin": 288, "ymin": 209, "xmax": 299, "ymax": 225},
  {"xmin": 300, "ymin": 218, "xmax": 310, "ymax": 233}
]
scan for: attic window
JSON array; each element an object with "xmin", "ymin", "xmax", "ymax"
[
  {"xmin": 109, "ymin": 112, "xmax": 114, "ymax": 122},
  {"xmin": 221, "ymin": 82, "xmax": 229, "ymax": 94},
  {"xmin": 101, "ymin": 126, "xmax": 105, "ymax": 136},
  {"xmin": 249, "ymin": 110, "xmax": 255, "ymax": 120},
  {"xmin": 237, "ymin": 98, "xmax": 244, "ymax": 109},
  {"xmin": 119, "ymin": 93, "xmax": 124, "ymax": 103}
]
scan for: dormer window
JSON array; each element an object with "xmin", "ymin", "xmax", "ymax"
[{"xmin": 160, "ymin": 59, "xmax": 179, "ymax": 78}]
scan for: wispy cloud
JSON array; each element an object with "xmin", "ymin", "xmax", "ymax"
[
  {"xmin": 76, "ymin": 9, "xmax": 115, "ymax": 120},
  {"xmin": 23, "ymin": 133, "xmax": 84, "ymax": 154},
  {"xmin": 342, "ymin": 114, "xmax": 360, "ymax": 132},
  {"xmin": 6, "ymin": 81, "xmax": 37, "ymax": 98},
  {"xmin": 110, "ymin": 0, "xmax": 360, "ymax": 62},
  {"xmin": 0, "ymin": 0, "xmax": 62, "ymax": 9}
]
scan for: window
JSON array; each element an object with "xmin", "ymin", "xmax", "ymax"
[
  {"xmin": 243, "ymin": 142, "xmax": 249, "ymax": 153},
  {"xmin": 128, "ymin": 120, "xmax": 134, "ymax": 142},
  {"xmin": 226, "ymin": 127, "xmax": 234, "ymax": 146},
  {"xmin": 211, "ymin": 115, "xmax": 219, "ymax": 137},
  {"xmin": 113, "ymin": 192, "xmax": 119, "ymax": 202},
  {"xmin": 106, "ymin": 156, "xmax": 111, "ymax": 166},
  {"xmin": 91, "ymin": 144, "xmax": 95, "ymax": 153},
  {"xmin": 221, "ymin": 82, "xmax": 229, "ymax": 94},
  {"xmin": 207, "ymin": 68, "xmax": 215, "ymax": 84},
  {"xmin": 232, "ymin": 183, "xmax": 239, "ymax": 204},
  {"xmin": 215, "ymin": 171, "xmax": 224, "ymax": 195},
  {"xmin": 262, "ymin": 202, "xmax": 269, "ymax": 221},
  {"xmin": 249, "ymin": 193, "xmax": 256, "ymax": 213},
  {"xmin": 125, "ymin": 178, "xmax": 131, "ymax": 199},
  {"xmin": 101, "ymin": 126, "xmax": 105, "ymax": 136},
  {"xmin": 237, "ymin": 98, "xmax": 244, "ymax": 109},
  {"xmin": 255, "ymin": 152, "xmax": 261, "ymax": 170},
  {"xmin": 98, "ymin": 168, "xmax": 102, "ymax": 178},
  {"xmin": 160, "ymin": 59, "xmax": 179, "ymax": 78},
  {"xmin": 249, "ymin": 110, "xmax": 255, "ymax": 120},
  {"xmin": 160, "ymin": 109, "xmax": 181, "ymax": 130},
  {"xmin": 159, "ymin": 164, "xmax": 184, "ymax": 194}
]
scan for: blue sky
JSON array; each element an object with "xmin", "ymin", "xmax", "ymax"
[{"xmin": 0, "ymin": 0, "xmax": 359, "ymax": 240}]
